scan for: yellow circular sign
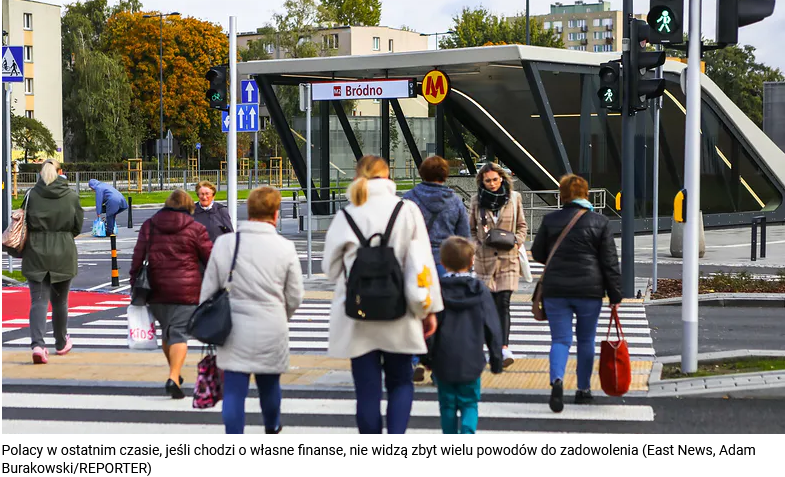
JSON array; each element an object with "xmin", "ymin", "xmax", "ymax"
[{"xmin": 422, "ymin": 70, "xmax": 450, "ymax": 105}]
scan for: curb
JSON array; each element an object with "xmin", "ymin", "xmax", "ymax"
[
  {"xmin": 648, "ymin": 350, "xmax": 785, "ymax": 398},
  {"xmin": 647, "ymin": 293, "xmax": 785, "ymax": 307}
]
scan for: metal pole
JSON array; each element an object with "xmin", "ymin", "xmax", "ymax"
[
  {"xmin": 228, "ymin": 16, "xmax": 238, "ymax": 230},
  {"xmin": 158, "ymin": 14, "xmax": 164, "ymax": 190},
  {"xmin": 306, "ymin": 83, "xmax": 313, "ymax": 278},
  {"xmin": 197, "ymin": 147, "xmax": 201, "ymax": 181},
  {"xmin": 526, "ymin": 0, "xmax": 531, "ymax": 45},
  {"xmin": 652, "ymin": 47, "xmax": 663, "ymax": 294},
  {"xmin": 621, "ymin": 0, "xmax": 635, "ymax": 298},
  {"xmin": 254, "ymin": 131, "xmax": 259, "ymax": 189},
  {"xmin": 681, "ymin": 0, "xmax": 702, "ymax": 374},
  {"xmin": 4, "ymin": 84, "xmax": 13, "ymax": 273}
]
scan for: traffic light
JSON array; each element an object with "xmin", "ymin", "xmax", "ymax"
[
  {"xmin": 629, "ymin": 19, "xmax": 666, "ymax": 113},
  {"xmin": 205, "ymin": 65, "xmax": 228, "ymax": 110},
  {"xmin": 647, "ymin": 0, "xmax": 684, "ymax": 44},
  {"xmin": 716, "ymin": 0, "xmax": 776, "ymax": 45},
  {"xmin": 597, "ymin": 61, "xmax": 622, "ymax": 111}
]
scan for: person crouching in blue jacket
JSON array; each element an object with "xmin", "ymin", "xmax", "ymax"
[
  {"xmin": 429, "ymin": 236, "xmax": 504, "ymax": 434},
  {"xmin": 88, "ymin": 179, "xmax": 128, "ymax": 235}
]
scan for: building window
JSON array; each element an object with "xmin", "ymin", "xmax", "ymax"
[
  {"xmin": 25, "ymin": 110, "xmax": 34, "ymax": 119},
  {"xmin": 594, "ymin": 45, "xmax": 603, "ymax": 52},
  {"xmin": 265, "ymin": 43, "xmax": 274, "ymax": 54},
  {"xmin": 602, "ymin": 18, "xmax": 613, "ymax": 27},
  {"xmin": 568, "ymin": 33, "xmax": 576, "ymax": 41},
  {"xmin": 568, "ymin": 45, "xmax": 587, "ymax": 51},
  {"xmin": 553, "ymin": 21, "xmax": 562, "ymax": 29},
  {"xmin": 602, "ymin": 44, "xmax": 614, "ymax": 52},
  {"xmin": 24, "ymin": 78, "xmax": 33, "ymax": 94},
  {"xmin": 568, "ymin": 20, "xmax": 576, "ymax": 28},
  {"xmin": 543, "ymin": 21, "xmax": 551, "ymax": 29},
  {"xmin": 23, "ymin": 46, "xmax": 33, "ymax": 63},
  {"xmin": 323, "ymin": 33, "xmax": 339, "ymax": 50},
  {"xmin": 23, "ymin": 13, "xmax": 33, "ymax": 30},
  {"xmin": 577, "ymin": 20, "xmax": 586, "ymax": 27},
  {"xmin": 388, "ymin": 39, "xmax": 394, "ymax": 52},
  {"xmin": 372, "ymin": 37, "xmax": 380, "ymax": 51},
  {"xmin": 576, "ymin": 33, "xmax": 586, "ymax": 40},
  {"xmin": 593, "ymin": 31, "xmax": 602, "ymax": 39}
]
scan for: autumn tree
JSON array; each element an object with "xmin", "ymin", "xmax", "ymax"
[
  {"xmin": 102, "ymin": 12, "xmax": 229, "ymax": 159},
  {"xmin": 319, "ymin": 0, "xmax": 382, "ymax": 26},
  {"xmin": 441, "ymin": 7, "xmax": 564, "ymax": 49},
  {"xmin": 11, "ymin": 115, "xmax": 57, "ymax": 163}
]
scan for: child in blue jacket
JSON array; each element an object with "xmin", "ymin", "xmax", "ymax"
[{"xmin": 429, "ymin": 236, "xmax": 504, "ymax": 434}]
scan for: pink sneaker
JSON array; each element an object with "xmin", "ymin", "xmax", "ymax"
[
  {"xmin": 56, "ymin": 336, "xmax": 73, "ymax": 356},
  {"xmin": 32, "ymin": 347, "xmax": 49, "ymax": 364}
]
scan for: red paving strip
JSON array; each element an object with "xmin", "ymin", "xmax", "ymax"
[{"xmin": 2, "ymin": 288, "xmax": 130, "ymax": 328}]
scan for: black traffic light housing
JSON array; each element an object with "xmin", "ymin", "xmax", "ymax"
[
  {"xmin": 598, "ymin": 61, "xmax": 622, "ymax": 111},
  {"xmin": 205, "ymin": 65, "xmax": 228, "ymax": 111},
  {"xmin": 629, "ymin": 19, "xmax": 666, "ymax": 113},
  {"xmin": 647, "ymin": 0, "xmax": 684, "ymax": 44},
  {"xmin": 716, "ymin": 0, "xmax": 776, "ymax": 45}
]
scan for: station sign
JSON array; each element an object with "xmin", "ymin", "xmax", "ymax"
[
  {"xmin": 311, "ymin": 79, "xmax": 417, "ymax": 101},
  {"xmin": 422, "ymin": 70, "xmax": 450, "ymax": 105}
]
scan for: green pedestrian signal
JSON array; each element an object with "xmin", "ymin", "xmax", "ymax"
[
  {"xmin": 597, "ymin": 62, "xmax": 621, "ymax": 111},
  {"xmin": 601, "ymin": 88, "xmax": 614, "ymax": 103},
  {"xmin": 647, "ymin": 1, "xmax": 683, "ymax": 45},
  {"xmin": 656, "ymin": 10, "xmax": 672, "ymax": 32}
]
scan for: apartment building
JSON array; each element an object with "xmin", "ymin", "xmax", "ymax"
[
  {"xmin": 534, "ymin": 1, "xmax": 645, "ymax": 53},
  {"xmin": 238, "ymin": 25, "xmax": 429, "ymax": 117},
  {"xmin": 2, "ymin": 0, "xmax": 64, "ymax": 159}
]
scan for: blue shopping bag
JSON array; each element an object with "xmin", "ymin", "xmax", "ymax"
[{"xmin": 91, "ymin": 218, "xmax": 105, "ymax": 237}]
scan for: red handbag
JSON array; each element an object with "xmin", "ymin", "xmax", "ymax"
[{"xmin": 599, "ymin": 307, "xmax": 631, "ymax": 397}]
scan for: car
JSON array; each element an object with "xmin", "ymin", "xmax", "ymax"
[{"xmin": 458, "ymin": 162, "xmax": 513, "ymax": 176}]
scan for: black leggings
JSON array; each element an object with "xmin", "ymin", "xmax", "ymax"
[{"xmin": 491, "ymin": 290, "xmax": 512, "ymax": 347}]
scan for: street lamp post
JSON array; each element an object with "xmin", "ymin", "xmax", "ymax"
[
  {"xmin": 526, "ymin": 0, "xmax": 531, "ymax": 45},
  {"xmin": 420, "ymin": 30, "xmax": 455, "ymax": 50},
  {"xmin": 143, "ymin": 11, "xmax": 180, "ymax": 190}
]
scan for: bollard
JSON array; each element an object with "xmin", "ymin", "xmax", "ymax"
[
  {"xmin": 127, "ymin": 196, "xmax": 133, "ymax": 228},
  {"xmin": 112, "ymin": 171, "xmax": 117, "ymax": 189},
  {"xmin": 147, "ymin": 170, "xmax": 152, "ymax": 192},
  {"xmin": 293, "ymin": 191, "xmax": 298, "ymax": 218},
  {"xmin": 760, "ymin": 216, "xmax": 767, "ymax": 259},
  {"xmin": 75, "ymin": 171, "xmax": 80, "ymax": 194},
  {"xmin": 331, "ymin": 190, "xmax": 336, "ymax": 214},
  {"xmin": 752, "ymin": 216, "xmax": 767, "ymax": 261},
  {"xmin": 110, "ymin": 234, "xmax": 120, "ymax": 287},
  {"xmin": 183, "ymin": 170, "xmax": 187, "ymax": 190}
]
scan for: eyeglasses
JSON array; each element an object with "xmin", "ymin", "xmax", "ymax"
[{"xmin": 483, "ymin": 177, "xmax": 501, "ymax": 184}]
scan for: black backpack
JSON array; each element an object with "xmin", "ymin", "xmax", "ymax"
[{"xmin": 342, "ymin": 201, "xmax": 407, "ymax": 321}]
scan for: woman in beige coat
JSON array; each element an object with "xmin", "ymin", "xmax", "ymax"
[
  {"xmin": 323, "ymin": 155, "xmax": 443, "ymax": 434},
  {"xmin": 469, "ymin": 163, "xmax": 527, "ymax": 367},
  {"xmin": 200, "ymin": 187, "xmax": 304, "ymax": 434}
]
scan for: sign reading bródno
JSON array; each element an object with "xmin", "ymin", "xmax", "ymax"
[{"xmin": 311, "ymin": 79, "xmax": 417, "ymax": 101}]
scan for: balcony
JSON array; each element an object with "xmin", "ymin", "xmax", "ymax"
[
  {"xmin": 581, "ymin": 38, "xmax": 588, "ymax": 45},
  {"xmin": 581, "ymin": 26, "xmax": 588, "ymax": 32},
  {"xmin": 606, "ymin": 24, "xmax": 613, "ymax": 31},
  {"xmin": 605, "ymin": 37, "xmax": 614, "ymax": 44}
]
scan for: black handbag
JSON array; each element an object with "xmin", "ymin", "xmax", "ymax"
[
  {"xmin": 131, "ymin": 224, "xmax": 154, "ymax": 306},
  {"xmin": 481, "ymin": 209, "xmax": 517, "ymax": 251},
  {"xmin": 187, "ymin": 233, "xmax": 240, "ymax": 346}
]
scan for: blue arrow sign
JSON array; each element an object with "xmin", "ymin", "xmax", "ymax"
[
  {"xmin": 222, "ymin": 104, "xmax": 260, "ymax": 133},
  {"xmin": 2, "ymin": 46, "xmax": 24, "ymax": 83},
  {"xmin": 196, "ymin": 142, "xmax": 201, "ymax": 150},
  {"xmin": 241, "ymin": 80, "xmax": 258, "ymax": 104}
]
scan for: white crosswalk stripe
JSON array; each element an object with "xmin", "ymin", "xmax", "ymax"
[
  {"xmin": 1, "ymin": 385, "xmax": 655, "ymax": 434},
  {"xmin": 2, "ymin": 301, "xmax": 654, "ymax": 357}
]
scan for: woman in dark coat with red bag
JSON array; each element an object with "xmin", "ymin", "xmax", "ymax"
[{"xmin": 130, "ymin": 190, "xmax": 213, "ymax": 399}]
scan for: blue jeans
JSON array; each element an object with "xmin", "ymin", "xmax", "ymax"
[
  {"xmin": 544, "ymin": 297, "xmax": 602, "ymax": 391},
  {"xmin": 222, "ymin": 371, "xmax": 281, "ymax": 434},
  {"xmin": 351, "ymin": 350, "xmax": 414, "ymax": 434},
  {"xmin": 436, "ymin": 377, "xmax": 481, "ymax": 434},
  {"xmin": 103, "ymin": 202, "xmax": 128, "ymax": 235}
]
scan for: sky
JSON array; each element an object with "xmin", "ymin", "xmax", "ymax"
[{"xmin": 54, "ymin": 0, "xmax": 784, "ymax": 72}]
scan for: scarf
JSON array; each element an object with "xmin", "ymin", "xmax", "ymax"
[
  {"xmin": 478, "ymin": 183, "xmax": 509, "ymax": 212},
  {"xmin": 572, "ymin": 198, "xmax": 594, "ymax": 211}
]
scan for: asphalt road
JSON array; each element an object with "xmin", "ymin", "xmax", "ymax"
[{"xmin": 646, "ymin": 305, "xmax": 785, "ymax": 357}]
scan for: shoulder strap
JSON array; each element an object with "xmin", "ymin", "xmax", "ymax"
[
  {"xmin": 382, "ymin": 201, "xmax": 405, "ymax": 246},
  {"xmin": 341, "ymin": 209, "xmax": 368, "ymax": 247},
  {"xmin": 543, "ymin": 209, "xmax": 587, "ymax": 274},
  {"xmin": 143, "ymin": 222, "xmax": 155, "ymax": 264},
  {"xmin": 227, "ymin": 232, "xmax": 241, "ymax": 284},
  {"xmin": 426, "ymin": 208, "xmax": 442, "ymax": 230}
]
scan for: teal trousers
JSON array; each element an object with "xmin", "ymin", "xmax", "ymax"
[{"xmin": 436, "ymin": 377, "xmax": 481, "ymax": 434}]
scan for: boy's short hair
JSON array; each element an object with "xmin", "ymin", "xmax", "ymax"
[
  {"xmin": 440, "ymin": 236, "xmax": 475, "ymax": 271},
  {"xmin": 247, "ymin": 186, "xmax": 281, "ymax": 220}
]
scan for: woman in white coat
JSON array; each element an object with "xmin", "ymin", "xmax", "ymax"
[
  {"xmin": 200, "ymin": 187, "xmax": 304, "ymax": 434},
  {"xmin": 323, "ymin": 155, "xmax": 443, "ymax": 434}
]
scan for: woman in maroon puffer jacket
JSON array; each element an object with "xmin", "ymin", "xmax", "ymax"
[{"xmin": 130, "ymin": 190, "xmax": 213, "ymax": 399}]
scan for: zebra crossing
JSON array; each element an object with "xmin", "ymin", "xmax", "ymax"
[
  {"xmin": 2, "ymin": 300, "xmax": 654, "ymax": 357},
  {"xmin": 1, "ymin": 384, "xmax": 656, "ymax": 434}
]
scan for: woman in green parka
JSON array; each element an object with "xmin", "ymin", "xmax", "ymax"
[{"xmin": 22, "ymin": 159, "xmax": 84, "ymax": 364}]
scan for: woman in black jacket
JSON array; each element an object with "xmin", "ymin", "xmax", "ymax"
[
  {"xmin": 531, "ymin": 174, "xmax": 622, "ymax": 413},
  {"xmin": 193, "ymin": 180, "xmax": 233, "ymax": 242}
]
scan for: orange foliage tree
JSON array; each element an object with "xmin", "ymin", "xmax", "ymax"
[{"xmin": 102, "ymin": 11, "xmax": 230, "ymax": 158}]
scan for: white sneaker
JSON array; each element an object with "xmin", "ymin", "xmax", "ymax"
[{"xmin": 502, "ymin": 348, "xmax": 515, "ymax": 368}]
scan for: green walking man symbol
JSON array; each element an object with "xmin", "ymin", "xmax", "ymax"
[
  {"xmin": 657, "ymin": 10, "xmax": 672, "ymax": 33},
  {"xmin": 603, "ymin": 88, "xmax": 614, "ymax": 103}
]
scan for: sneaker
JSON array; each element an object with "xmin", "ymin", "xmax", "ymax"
[
  {"xmin": 413, "ymin": 365, "xmax": 426, "ymax": 383},
  {"xmin": 549, "ymin": 379, "xmax": 564, "ymax": 413},
  {"xmin": 32, "ymin": 347, "xmax": 49, "ymax": 364},
  {"xmin": 502, "ymin": 348, "xmax": 515, "ymax": 368},
  {"xmin": 265, "ymin": 425, "xmax": 283, "ymax": 434},
  {"xmin": 56, "ymin": 335, "xmax": 73, "ymax": 356},
  {"xmin": 575, "ymin": 389, "xmax": 594, "ymax": 404}
]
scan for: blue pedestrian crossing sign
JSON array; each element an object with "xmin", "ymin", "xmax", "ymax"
[
  {"xmin": 222, "ymin": 104, "xmax": 260, "ymax": 133},
  {"xmin": 1, "ymin": 47, "xmax": 24, "ymax": 83},
  {"xmin": 241, "ymin": 80, "xmax": 258, "ymax": 104},
  {"xmin": 196, "ymin": 142, "xmax": 201, "ymax": 150}
]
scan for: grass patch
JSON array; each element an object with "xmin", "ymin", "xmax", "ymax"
[
  {"xmin": 2, "ymin": 270, "xmax": 26, "ymax": 283},
  {"xmin": 651, "ymin": 271, "xmax": 785, "ymax": 299},
  {"xmin": 662, "ymin": 357, "xmax": 785, "ymax": 379}
]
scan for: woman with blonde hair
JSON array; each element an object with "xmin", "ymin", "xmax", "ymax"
[
  {"xmin": 531, "ymin": 174, "xmax": 621, "ymax": 413},
  {"xmin": 323, "ymin": 155, "xmax": 442, "ymax": 434},
  {"xmin": 130, "ymin": 189, "xmax": 212, "ymax": 399},
  {"xmin": 20, "ymin": 159, "xmax": 83, "ymax": 364},
  {"xmin": 469, "ymin": 162, "xmax": 527, "ymax": 368}
]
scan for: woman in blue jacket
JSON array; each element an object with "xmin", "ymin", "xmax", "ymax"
[{"xmin": 88, "ymin": 179, "xmax": 128, "ymax": 235}]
